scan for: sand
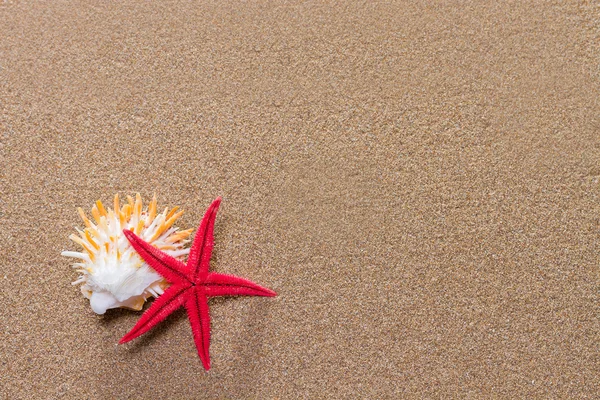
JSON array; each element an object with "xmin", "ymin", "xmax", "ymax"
[{"xmin": 1, "ymin": 1, "xmax": 599, "ymax": 398}]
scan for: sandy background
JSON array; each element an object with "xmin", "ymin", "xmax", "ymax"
[{"xmin": 1, "ymin": 1, "xmax": 599, "ymax": 398}]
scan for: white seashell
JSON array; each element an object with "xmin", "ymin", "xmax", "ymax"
[{"xmin": 62, "ymin": 194, "xmax": 192, "ymax": 314}]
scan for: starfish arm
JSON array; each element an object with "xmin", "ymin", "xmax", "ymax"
[
  {"xmin": 123, "ymin": 229, "xmax": 191, "ymax": 285},
  {"xmin": 188, "ymin": 197, "xmax": 221, "ymax": 283},
  {"xmin": 204, "ymin": 272, "xmax": 277, "ymax": 297},
  {"xmin": 184, "ymin": 288, "xmax": 212, "ymax": 370},
  {"xmin": 120, "ymin": 284, "xmax": 191, "ymax": 344}
]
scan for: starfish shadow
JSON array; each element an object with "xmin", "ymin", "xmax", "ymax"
[
  {"xmin": 123, "ymin": 309, "xmax": 188, "ymax": 354},
  {"xmin": 99, "ymin": 304, "xmax": 187, "ymax": 355},
  {"xmin": 227, "ymin": 296, "xmax": 276, "ymax": 393}
]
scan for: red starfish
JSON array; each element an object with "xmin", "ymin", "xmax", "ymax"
[{"xmin": 119, "ymin": 197, "xmax": 276, "ymax": 370}]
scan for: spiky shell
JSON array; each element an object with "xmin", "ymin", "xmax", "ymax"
[{"xmin": 62, "ymin": 194, "xmax": 192, "ymax": 314}]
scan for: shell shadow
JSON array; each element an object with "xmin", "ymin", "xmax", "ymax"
[{"xmin": 98, "ymin": 307, "xmax": 131, "ymax": 324}]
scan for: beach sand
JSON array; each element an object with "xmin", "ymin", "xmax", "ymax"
[{"xmin": 1, "ymin": 1, "xmax": 598, "ymax": 398}]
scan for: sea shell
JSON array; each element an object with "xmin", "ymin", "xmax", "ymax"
[{"xmin": 62, "ymin": 194, "xmax": 192, "ymax": 314}]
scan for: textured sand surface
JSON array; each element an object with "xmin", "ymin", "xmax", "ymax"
[{"xmin": 1, "ymin": 1, "xmax": 599, "ymax": 398}]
